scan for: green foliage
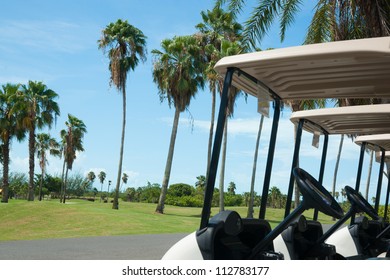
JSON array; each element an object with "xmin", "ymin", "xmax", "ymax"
[
  {"xmin": 167, "ymin": 183, "xmax": 194, "ymax": 197},
  {"xmin": 8, "ymin": 172, "xmax": 28, "ymax": 199}
]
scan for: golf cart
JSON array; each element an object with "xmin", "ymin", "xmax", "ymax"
[
  {"xmin": 322, "ymin": 133, "xmax": 390, "ymax": 259},
  {"xmin": 162, "ymin": 36, "xmax": 390, "ymax": 260},
  {"xmin": 273, "ymin": 105, "xmax": 390, "ymax": 259}
]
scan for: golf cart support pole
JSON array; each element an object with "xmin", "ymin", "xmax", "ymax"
[
  {"xmin": 200, "ymin": 67, "xmax": 234, "ymax": 230},
  {"xmin": 374, "ymin": 149, "xmax": 385, "ymax": 212},
  {"xmin": 313, "ymin": 133, "xmax": 329, "ymax": 221},
  {"xmin": 284, "ymin": 119, "xmax": 304, "ymax": 218},
  {"xmin": 259, "ymin": 98, "xmax": 282, "ymax": 220},
  {"xmin": 384, "ymin": 171, "xmax": 390, "ymax": 221},
  {"xmin": 351, "ymin": 142, "xmax": 366, "ymax": 224}
]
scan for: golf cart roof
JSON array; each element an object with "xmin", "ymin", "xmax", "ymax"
[
  {"xmin": 354, "ymin": 134, "xmax": 390, "ymax": 151},
  {"xmin": 214, "ymin": 37, "xmax": 390, "ymax": 101},
  {"xmin": 289, "ymin": 104, "xmax": 390, "ymax": 135}
]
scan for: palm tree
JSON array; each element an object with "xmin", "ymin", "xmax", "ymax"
[
  {"xmin": 218, "ymin": 0, "xmax": 390, "ymax": 47},
  {"xmin": 98, "ymin": 171, "xmax": 106, "ymax": 202},
  {"xmin": 152, "ymin": 35, "xmax": 205, "ymax": 214},
  {"xmin": 98, "ymin": 19, "xmax": 147, "ymax": 210},
  {"xmin": 61, "ymin": 114, "xmax": 87, "ymax": 203},
  {"xmin": 121, "ymin": 172, "xmax": 128, "ymax": 191},
  {"xmin": 87, "ymin": 171, "xmax": 96, "ymax": 188},
  {"xmin": 0, "ymin": 84, "xmax": 26, "ymax": 203},
  {"xmin": 365, "ymin": 150, "xmax": 374, "ymax": 200},
  {"xmin": 215, "ymin": 40, "xmax": 245, "ymax": 211},
  {"xmin": 14, "ymin": 81, "xmax": 60, "ymax": 201},
  {"xmin": 195, "ymin": 6, "xmax": 244, "ymax": 177},
  {"xmin": 36, "ymin": 133, "xmax": 61, "ymax": 201}
]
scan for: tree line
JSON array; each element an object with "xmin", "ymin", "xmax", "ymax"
[{"xmin": 0, "ymin": 82, "xmax": 87, "ymax": 204}]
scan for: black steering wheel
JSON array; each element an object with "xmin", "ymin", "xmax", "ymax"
[
  {"xmin": 344, "ymin": 186, "xmax": 379, "ymax": 220},
  {"xmin": 293, "ymin": 168, "xmax": 344, "ymax": 219}
]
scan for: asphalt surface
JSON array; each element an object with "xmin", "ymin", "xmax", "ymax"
[{"xmin": 0, "ymin": 233, "xmax": 187, "ymax": 260}]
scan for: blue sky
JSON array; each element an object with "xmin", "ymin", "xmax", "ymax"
[{"xmin": 0, "ymin": 0, "xmax": 387, "ymax": 204}]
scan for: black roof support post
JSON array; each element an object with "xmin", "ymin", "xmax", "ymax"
[
  {"xmin": 313, "ymin": 133, "xmax": 329, "ymax": 221},
  {"xmin": 259, "ymin": 98, "xmax": 282, "ymax": 220},
  {"xmin": 284, "ymin": 119, "xmax": 304, "ymax": 218},
  {"xmin": 384, "ymin": 175, "xmax": 390, "ymax": 222},
  {"xmin": 351, "ymin": 142, "xmax": 366, "ymax": 224},
  {"xmin": 375, "ymin": 149, "xmax": 385, "ymax": 212},
  {"xmin": 200, "ymin": 68, "xmax": 234, "ymax": 230}
]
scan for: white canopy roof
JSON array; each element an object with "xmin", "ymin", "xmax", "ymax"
[
  {"xmin": 355, "ymin": 134, "xmax": 390, "ymax": 151},
  {"xmin": 290, "ymin": 104, "xmax": 390, "ymax": 135},
  {"xmin": 214, "ymin": 37, "xmax": 390, "ymax": 101}
]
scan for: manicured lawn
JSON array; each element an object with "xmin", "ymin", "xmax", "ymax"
[{"xmin": 0, "ymin": 199, "xmax": 336, "ymax": 241}]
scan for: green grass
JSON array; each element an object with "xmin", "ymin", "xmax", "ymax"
[{"xmin": 0, "ymin": 199, "xmax": 337, "ymax": 241}]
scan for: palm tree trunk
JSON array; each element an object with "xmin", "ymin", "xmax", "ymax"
[
  {"xmin": 365, "ymin": 150, "xmax": 374, "ymax": 200},
  {"xmin": 206, "ymin": 88, "xmax": 216, "ymax": 179},
  {"xmin": 1, "ymin": 137, "xmax": 10, "ymax": 203},
  {"xmin": 60, "ymin": 158, "xmax": 66, "ymax": 203},
  {"xmin": 332, "ymin": 134, "xmax": 344, "ymax": 221},
  {"xmin": 219, "ymin": 119, "xmax": 228, "ymax": 213},
  {"xmin": 27, "ymin": 128, "xmax": 35, "ymax": 201},
  {"xmin": 247, "ymin": 114, "xmax": 264, "ymax": 218},
  {"xmin": 113, "ymin": 87, "xmax": 127, "ymax": 210},
  {"xmin": 39, "ymin": 167, "xmax": 44, "ymax": 201},
  {"xmin": 156, "ymin": 107, "xmax": 180, "ymax": 214},
  {"xmin": 63, "ymin": 167, "xmax": 69, "ymax": 204}
]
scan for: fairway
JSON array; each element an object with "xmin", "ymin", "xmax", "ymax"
[{"xmin": 0, "ymin": 199, "xmax": 336, "ymax": 241}]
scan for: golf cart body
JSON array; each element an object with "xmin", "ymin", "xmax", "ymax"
[{"xmin": 162, "ymin": 37, "xmax": 390, "ymax": 260}]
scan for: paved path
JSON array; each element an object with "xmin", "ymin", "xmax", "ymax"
[{"xmin": 0, "ymin": 233, "xmax": 187, "ymax": 260}]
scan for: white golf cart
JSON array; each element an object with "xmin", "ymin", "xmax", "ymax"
[
  {"xmin": 322, "ymin": 133, "xmax": 390, "ymax": 259},
  {"xmin": 273, "ymin": 105, "xmax": 390, "ymax": 259},
  {"xmin": 162, "ymin": 36, "xmax": 390, "ymax": 260}
]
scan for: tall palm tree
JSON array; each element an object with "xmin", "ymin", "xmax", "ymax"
[
  {"xmin": 195, "ymin": 5, "xmax": 244, "ymax": 179},
  {"xmin": 61, "ymin": 114, "xmax": 87, "ymax": 203},
  {"xmin": 98, "ymin": 171, "xmax": 106, "ymax": 202},
  {"xmin": 0, "ymin": 84, "xmax": 26, "ymax": 203},
  {"xmin": 14, "ymin": 81, "xmax": 60, "ymax": 201},
  {"xmin": 36, "ymin": 133, "xmax": 61, "ymax": 201},
  {"xmin": 98, "ymin": 19, "xmax": 147, "ymax": 210},
  {"xmin": 152, "ymin": 35, "xmax": 205, "ymax": 214}
]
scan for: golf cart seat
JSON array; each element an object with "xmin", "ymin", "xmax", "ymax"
[{"xmin": 196, "ymin": 210, "xmax": 281, "ymax": 259}]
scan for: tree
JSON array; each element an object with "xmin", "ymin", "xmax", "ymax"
[
  {"xmin": 152, "ymin": 35, "xmax": 205, "ymax": 214},
  {"xmin": 98, "ymin": 171, "xmax": 106, "ymax": 202},
  {"xmin": 61, "ymin": 114, "xmax": 87, "ymax": 203},
  {"xmin": 365, "ymin": 149, "xmax": 374, "ymax": 200},
  {"xmin": 87, "ymin": 171, "xmax": 96, "ymax": 188},
  {"xmin": 218, "ymin": 0, "xmax": 390, "ymax": 47},
  {"xmin": 121, "ymin": 172, "xmax": 128, "ymax": 191},
  {"xmin": 195, "ymin": 5, "xmax": 243, "ymax": 177},
  {"xmin": 36, "ymin": 133, "xmax": 61, "ymax": 201},
  {"xmin": 98, "ymin": 19, "xmax": 147, "ymax": 210},
  {"xmin": 14, "ymin": 81, "xmax": 60, "ymax": 201},
  {"xmin": 227, "ymin": 181, "xmax": 236, "ymax": 195},
  {"xmin": 0, "ymin": 84, "xmax": 26, "ymax": 203}
]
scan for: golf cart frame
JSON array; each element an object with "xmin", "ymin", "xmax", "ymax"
[{"xmin": 163, "ymin": 36, "xmax": 390, "ymax": 260}]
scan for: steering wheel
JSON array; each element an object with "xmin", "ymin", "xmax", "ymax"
[
  {"xmin": 293, "ymin": 168, "xmax": 344, "ymax": 219},
  {"xmin": 344, "ymin": 186, "xmax": 379, "ymax": 220}
]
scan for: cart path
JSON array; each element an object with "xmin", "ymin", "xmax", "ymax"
[{"xmin": 0, "ymin": 233, "xmax": 187, "ymax": 260}]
